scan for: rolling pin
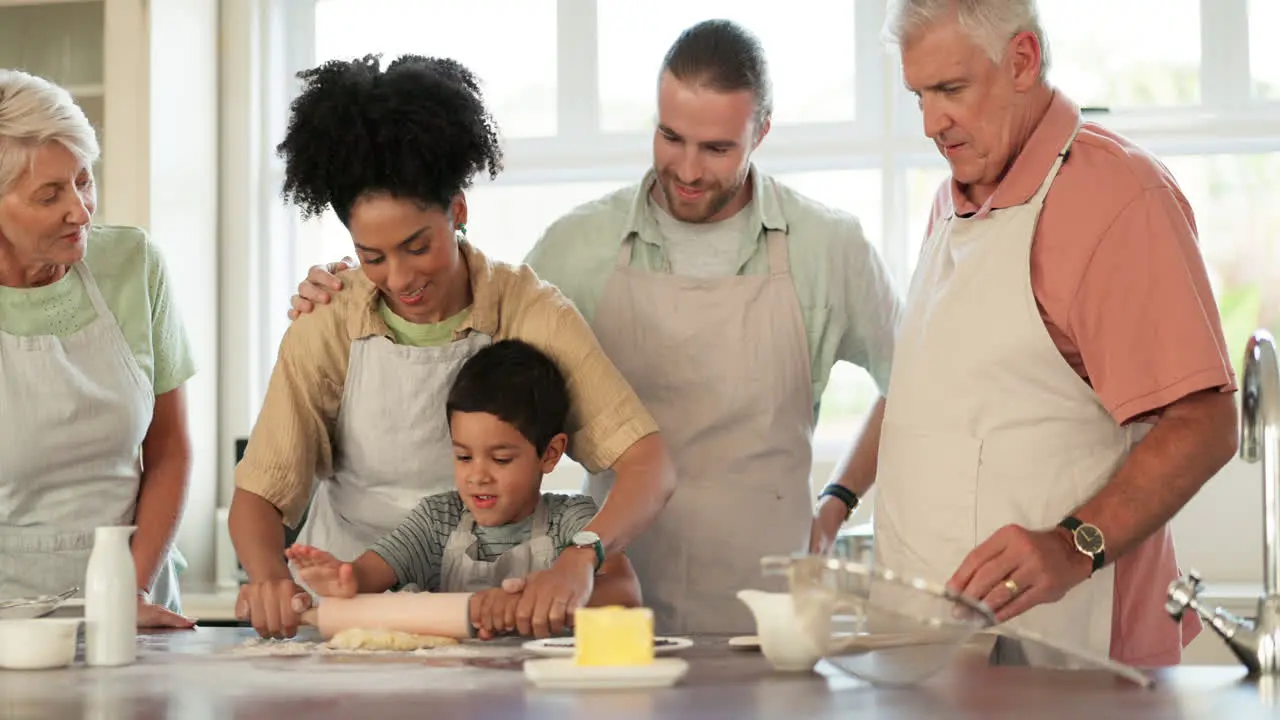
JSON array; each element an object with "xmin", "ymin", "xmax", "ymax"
[{"xmin": 299, "ymin": 592, "xmax": 474, "ymax": 640}]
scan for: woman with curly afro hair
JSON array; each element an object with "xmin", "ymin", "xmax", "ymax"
[{"xmin": 228, "ymin": 55, "xmax": 674, "ymax": 640}]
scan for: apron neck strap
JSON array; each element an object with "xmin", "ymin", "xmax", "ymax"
[
  {"xmin": 1028, "ymin": 122, "xmax": 1084, "ymax": 207},
  {"xmin": 530, "ymin": 496, "xmax": 550, "ymax": 537},
  {"xmin": 72, "ymin": 262, "xmax": 113, "ymax": 318},
  {"xmin": 615, "ymin": 235, "xmax": 635, "ymax": 270},
  {"xmin": 764, "ymin": 228, "xmax": 789, "ymax": 277}
]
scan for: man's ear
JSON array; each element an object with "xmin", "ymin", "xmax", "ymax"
[{"xmin": 540, "ymin": 432, "xmax": 568, "ymax": 473}]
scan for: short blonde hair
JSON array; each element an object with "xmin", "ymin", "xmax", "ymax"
[
  {"xmin": 0, "ymin": 69, "xmax": 100, "ymax": 196},
  {"xmin": 884, "ymin": 0, "xmax": 1051, "ymax": 80}
]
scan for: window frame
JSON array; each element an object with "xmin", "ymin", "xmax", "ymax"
[{"xmin": 256, "ymin": 0, "xmax": 1280, "ymax": 460}]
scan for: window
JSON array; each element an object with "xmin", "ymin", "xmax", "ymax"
[
  {"xmin": 313, "ymin": 0, "xmax": 557, "ymax": 138},
  {"xmin": 262, "ymin": 0, "xmax": 1280, "ymax": 474},
  {"xmin": 1039, "ymin": 0, "xmax": 1201, "ymax": 108},
  {"xmin": 1162, "ymin": 153, "xmax": 1280, "ymax": 377},
  {"xmin": 596, "ymin": 2, "xmax": 858, "ymax": 133},
  {"xmin": 1250, "ymin": 0, "xmax": 1280, "ymax": 99}
]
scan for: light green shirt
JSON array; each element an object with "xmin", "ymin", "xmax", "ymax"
[
  {"xmin": 523, "ymin": 167, "xmax": 903, "ymax": 417},
  {"xmin": 378, "ymin": 302, "xmax": 472, "ymax": 347},
  {"xmin": 0, "ymin": 224, "xmax": 196, "ymax": 395}
]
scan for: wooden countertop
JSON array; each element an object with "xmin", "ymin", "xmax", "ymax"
[{"xmin": 0, "ymin": 627, "xmax": 1274, "ymax": 719}]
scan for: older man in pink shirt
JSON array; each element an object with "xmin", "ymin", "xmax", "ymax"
[{"xmin": 868, "ymin": 0, "xmax": 1239, "ymax": 667}]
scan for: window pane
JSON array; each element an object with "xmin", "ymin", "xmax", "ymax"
[
  {"xmin": 1250, "ymin": 0, "xmax": 1280, "ymax": 99},
  {"xmin": 774, "ymin": 170, "xmax": 884, "ymax": 253},
  {"xmin": 313, "ymin": 0, "xmax": 556, "ymax": 138},
  {"xmin": 597, "ymin": 2, "xmax": 856, "ymax": 133},
  {"xmin": 1039, "ymin": 0, "xmax": 1200, "ymax": 108},
  {"xmin": 1162, "ymin": 153, "xmax": 1280, "ymax": 377},
  {"xmin": 295, "ymin": 180, "xmax": 628, "ymax": 285}
]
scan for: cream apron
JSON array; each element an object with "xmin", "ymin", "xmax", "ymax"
[
  {"xmin": 439, "ymin": 497, "xmax": 558, "ymax": 593},
  {"xmin": 589, "ymin": 224, "xmax": 815, "ymax": 635},
  {"xmin": 873, "ymin": 127, "xmax": 1133, "ymax": 665},
  {"xmin": 296, "ymin": 332, "xmax": 493, "ymax": 565},
  {"xmin": 0, "ymin": 262, "xmax": 182, "ymax": 612}
]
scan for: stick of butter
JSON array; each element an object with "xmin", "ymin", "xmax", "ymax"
[{"xmin": 573, "ymin": 606, "xmax": 655, "ymax": 667}]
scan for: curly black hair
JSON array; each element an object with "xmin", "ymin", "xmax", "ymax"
[{"xmin": 276, "ymin": 54, "xmax": 504, "ymax": 224}]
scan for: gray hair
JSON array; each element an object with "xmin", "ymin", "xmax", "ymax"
[
  {"xmin": 0, "ymin": 69, "xmax": 100, "ymax": 196},
  {"xmin": 883, "ymin": 0, "xmax": 1051, "ymax": 80}
]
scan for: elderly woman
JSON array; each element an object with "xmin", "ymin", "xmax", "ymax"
[
  {"xmin": 229, "ymin": 54, "xmax": 675, "ymax": 639},
  {"xmin": 0, "ymin": 70, "xmax": 195, "ymax": 627}
]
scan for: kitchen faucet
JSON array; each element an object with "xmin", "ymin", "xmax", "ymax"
[{"xmin": 1166, "ymin": 329, "xmax": 1280, "ymax": 676}]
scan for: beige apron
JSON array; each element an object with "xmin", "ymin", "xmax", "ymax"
[
  {"xmin": 0, "ymin": 262, "xmax": 182, "ymax": 612},
  {"xmin": 439, "ymin": 498, "xmax": 558, "ymax": 593},
  {"xmin": 297, "ymin": 332, "xmax": 493, "ymax": 565},
  {"xmin": 873, "ymin": 126, "xmax": 1131, "ymax": 665},
  {"xmin": 589, "ymin": 222, "xmax": 815, "ymax": 635}
]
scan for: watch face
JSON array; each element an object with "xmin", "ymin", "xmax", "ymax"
[
  {"xmin": 1075, "ymin": 524, "xmax": 1105, "ymax": 554},
  {"xmin": 573, "ymin": 530, "xmax": 600, "ymax": 545}
]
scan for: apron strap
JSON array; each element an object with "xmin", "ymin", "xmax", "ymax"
[
  {"xmin": 72, "ymin": 262, "xmax": 115, "ymax": 319},
  {"xmin": 1028, "ymin": 122, "xmax": 1083, "ymax": 207},
  {"xmin": 449, "ymin": 511, "xmax": 476, "ymax": 546},
  {"xmin": 614, "ymin": 235, "xmax": 635, "ymax": 269},
  {"xmin": 529, "ymin": 497, "xmax": 550, "ymax": 538},
  {"xmin": 764, "ymin": 228, "xmax": 790, "ymax": 278}
]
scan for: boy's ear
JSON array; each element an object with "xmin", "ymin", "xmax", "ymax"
[{"xmin": 540, "ymin": 433, "xmax": 569, "ymax": 473}]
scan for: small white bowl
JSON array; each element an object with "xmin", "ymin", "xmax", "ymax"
[{"xmin": 0, "ymin": 618, "xmax": 82, "ymax": 670}]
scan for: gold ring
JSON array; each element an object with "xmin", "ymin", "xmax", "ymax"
[{"xmin": 1004, "ymin": 579, "xmax": 1020, "ymax": 595}]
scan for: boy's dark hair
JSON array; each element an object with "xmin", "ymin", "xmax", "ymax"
[
  {"xmin": 661, "ymin": 19, "xmax": 773, "ymax": 130},
  {"xmin": 446, "ymin": 339, "xmax": 570, "ymax": 455},
  {"xmin": 276, "ymin": 54, "xmax": 504, "ymax": 225}
]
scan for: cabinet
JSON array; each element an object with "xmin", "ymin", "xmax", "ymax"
[{"xmin": 0, "ymin": 0, "xmax": 220, "ymax": 587}]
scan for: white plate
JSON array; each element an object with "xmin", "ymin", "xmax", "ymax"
[
  {"xmin": 727, "ymin": 635, "xmax": 760, "ymax": 650},
  {"xmin": 522, "ymin": 636, "xmax": 692, "ymax": 658},
  {"xmin": 524, "ymin": 657, "xmax": 689, "ymax": 690}
]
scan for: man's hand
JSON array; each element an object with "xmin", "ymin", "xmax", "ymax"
[
  {"xmin": 946, "ymin": 524, "xmax": 1093, "ymax": 623},
  {"xmin": 288, "ymin": 257, "xmax": 355, "ymax": 320},
  {"xmin": 470, "ymin": 578, "xmax": 526, "ymax": 640},
  {"xmin": 137, "ymin": 594, "xmax": 196, "ymax": 629},
  {"xmin": 235, "ymin": 577, "xmax": 313, "ymax": 639},
  {"xmin": 808, "ymin": 495, "xmax": 848, "ymax": 554},
  {"xmin": 285, "ymin": 544, "xmax": 358, "ymax": 599},
  {"xmin": 515, "ymin": 549, "xmax": 595, "ymax": 638}
]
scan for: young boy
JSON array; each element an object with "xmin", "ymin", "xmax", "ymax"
[{"xmin": 287, "ymin": 339, "xmax": 641, "ymax": 639}]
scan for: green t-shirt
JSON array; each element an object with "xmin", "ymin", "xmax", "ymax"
[
  {"xmin": 378, "ymin": 300, "xmax": 472, "ymax": 347},
  {"xmin": 0, "ymin": 224, "xmax": 196, "ymax": 395}
]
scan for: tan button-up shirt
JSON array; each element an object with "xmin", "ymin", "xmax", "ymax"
[{"xmin": 235, "ymin": 240, "xmax": 659, "ymax": 526}]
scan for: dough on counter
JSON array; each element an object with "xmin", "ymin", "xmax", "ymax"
[{"xmin": 326, "ymin": 628, "xmax": 459, "ymax": 651}]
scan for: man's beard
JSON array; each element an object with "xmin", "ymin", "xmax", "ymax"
[{"xmin": 659, "ymin": 175, "xmax": 742, "ymax": 224}]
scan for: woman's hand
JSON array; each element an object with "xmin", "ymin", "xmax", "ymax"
[
  {"xmin": 137, "ymin": 594, "xmax": 196, "ymax": 629},
  {"xmin": 235, "ymin": 578, "xmax": 312, "ymax": 639},
  {"xmin": 286, "ymin": 544, "xmax": 358, "ymax": 599}
]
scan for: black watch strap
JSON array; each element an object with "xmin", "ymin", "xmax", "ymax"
[{"xmin": 820, "ymin": 484, "xmax": 859, "ymax": 518}]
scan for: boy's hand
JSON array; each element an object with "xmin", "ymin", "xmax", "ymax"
[
  {"xmin": 470, "ymin": 578, "xmax": 525, "ymax": 640},
  {"xmin": 286, "ymin": 544, "xmax": 357, "ymax": 598}
]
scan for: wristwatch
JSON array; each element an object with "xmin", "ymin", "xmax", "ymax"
[
  {"xmin": 818, "ymin": 483, "xmax": 859, "ymax": 521},
  {"xmin": 1058, "ymin": 516, "xmax": 1106, "ymax": 574},
  {"xmin": 571, "ymin": 530, "xmax": 605, "ymax": 572}
]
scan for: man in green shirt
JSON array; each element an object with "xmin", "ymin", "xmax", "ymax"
[{"xmin": 291, "ymin": 20, "xmax": 901, "ymax": 634}]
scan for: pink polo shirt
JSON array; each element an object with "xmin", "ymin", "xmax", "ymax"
[{"xmin": 926, "ymin": 91, "xmax": 1237, "ymax": 666}]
